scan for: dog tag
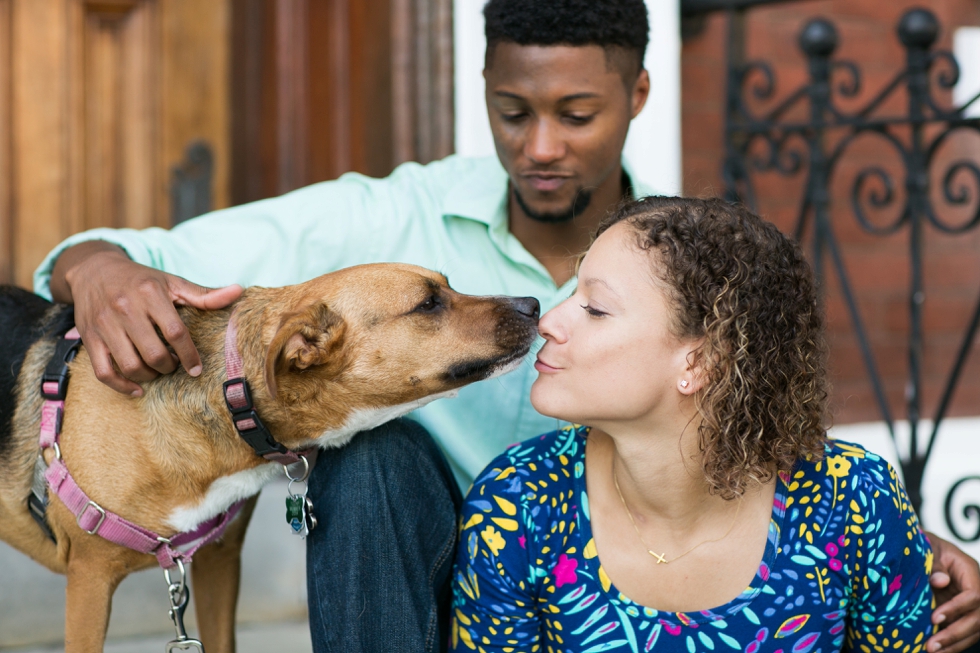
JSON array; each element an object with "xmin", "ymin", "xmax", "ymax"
[
  {"xmin": 286, "ymin": 495, "xmax": 306, "ymax": 534},
  {"xmin": 285, "ymin": 495, "xmax": 317, "ymax": 537}
]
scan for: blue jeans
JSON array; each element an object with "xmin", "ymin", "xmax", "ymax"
[{"xmin": 306, "ymin": 418, "xmax": 462, "ymax": 652}]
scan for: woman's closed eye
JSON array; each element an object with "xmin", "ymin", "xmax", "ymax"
[{"xmin": 581, "ymin": 304, "xmax": 607, "ymax": 318}]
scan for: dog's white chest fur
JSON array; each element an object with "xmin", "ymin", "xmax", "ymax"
[
  {"xmin": 167, "ymin": 463, "xmax": 281, "ymax": 532},
  {"xmin": 166, "ymin": 390, "xmax": 459, "ymax": 531}
]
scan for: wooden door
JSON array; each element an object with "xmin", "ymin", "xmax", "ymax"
[
  {"xmin": 0, "ymin": 0, "xmax": 231, "ymax": 288},
  {"xmin": 230, "ymin": 0, "xmax": 455, "ymax": 205}
]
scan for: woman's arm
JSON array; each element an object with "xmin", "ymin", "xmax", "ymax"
[{"xmin": 845, "ymin": 460, "xmax": 934, "ymax": 650}]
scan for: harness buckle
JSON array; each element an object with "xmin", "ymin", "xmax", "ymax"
[
  {"xmin": 77, "ymin": 500, "xmax": 107, "ymax": 535},
  {"xmin": 223, "ymin": 378, "xmax": 254, "ymax": 414},
  {"xmin": 40, "ymin": 338, "xmax": 82, "ymax": 400},
  {"xmin": 235, "ymin": 415, "xmax": 291, "ymax": 457}
]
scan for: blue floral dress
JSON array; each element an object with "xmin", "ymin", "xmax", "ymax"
[{"xmin": 451, "ymin": 425, "xmax": 933, "ymax": 653}]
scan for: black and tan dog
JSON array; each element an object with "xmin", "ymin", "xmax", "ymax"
[{"xmin": 0, "ymin": 263, "xmax": 539, "ymax": 653}]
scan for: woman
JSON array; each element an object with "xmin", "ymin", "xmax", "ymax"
[{"xmin": 451, "ymin": 197, "xmax": 933, "ymax": 652}]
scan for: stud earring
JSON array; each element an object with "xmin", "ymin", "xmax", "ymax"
[{"xmin": 680, "ymin": 380, "xmax": 690, "ymax": 388}]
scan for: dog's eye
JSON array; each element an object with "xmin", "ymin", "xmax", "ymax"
[{"xmin": 414, "ymin": 295, "xmax": 442, "ymax": 313}]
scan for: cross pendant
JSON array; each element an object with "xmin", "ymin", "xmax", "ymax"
[{"xmin": 648, "ymin": 550, "xmax": 668, "ymax": 564}]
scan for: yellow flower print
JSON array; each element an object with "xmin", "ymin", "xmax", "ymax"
[
  {"xmin": 481, "ymin": 525, "xmax": 506, "ymax": 556},
  {"xmin": 826, "ymin": 455, "xmax": 851, "ymax": 478}
]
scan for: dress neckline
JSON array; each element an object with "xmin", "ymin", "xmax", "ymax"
[{"xmin": 573, "ymin": 424, "xmax": 790, "ymax": 626}]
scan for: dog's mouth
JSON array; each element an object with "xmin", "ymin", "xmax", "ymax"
[{"xmin": 444, "ymin": 342, "xmax": 534, "ymax": 383}]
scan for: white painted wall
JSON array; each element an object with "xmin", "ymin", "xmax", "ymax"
[
  {"xmin": 954, "ymin": 27, "xmax": 980, "ymax": 118},
  {"xmin": 454, "ymin": 0, "xmax": 682, "ymax": 195},
  {"xmin": 830, "ymin": 418, "xmax": 980, "ymax": 561}
]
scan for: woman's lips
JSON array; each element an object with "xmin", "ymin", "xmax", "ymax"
[{"xmin": 534, "ymin": 357, "xmax": 560, "ymax": 373}]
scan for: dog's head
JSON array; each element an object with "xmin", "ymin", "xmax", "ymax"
[{"xmin": 248, "ymin": 264, "xmax": 539, "ymax": 447}]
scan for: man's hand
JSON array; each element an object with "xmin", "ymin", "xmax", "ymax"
[
  {"xmin": 928, "ymin": 531, "xmax": 980, "ymax": 653},
  {"xmin": 52, "ymin": 241, "xmax": 242, "ymax": 396}
]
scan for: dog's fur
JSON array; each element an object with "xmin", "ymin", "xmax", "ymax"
[{"xmin": 0, "ymin": 264, "xmax": 539, "ymax": 652}]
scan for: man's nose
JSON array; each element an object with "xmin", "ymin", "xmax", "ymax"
[{"xmin": 525, "ymin": 120, "xmax": 564, "ymax": 164}]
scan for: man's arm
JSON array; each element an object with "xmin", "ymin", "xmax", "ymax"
[
  {"xmin": 52, "ymin": 240, "xmax": 241, "ymax": 396},
  {"xmin": 927, "ymin": 532, "xmax": 980, "ymax": 653},
  {"xmin": 36, "ymin": 158, "xmax": 465, "ymax": 394}
]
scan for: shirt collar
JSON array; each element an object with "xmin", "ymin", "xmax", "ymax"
[{"xmin": 441, "ymin": 155, "xmax": 660, "ymax": 228}]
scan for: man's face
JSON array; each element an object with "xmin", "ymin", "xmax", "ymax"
[{"xmin": 484, "ymin": 43, "xmax": 649, "ymax": 223}]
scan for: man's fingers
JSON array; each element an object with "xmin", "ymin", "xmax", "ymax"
[
  {"xmin": 84, "ymin": 338, "xmax": 147, "ymax": 396},
  {"xmin": 171, "ymin": 280, "xmax": 242, "ymax": 311},
  {"xmin": 148, "ymin": 304, "xmax": 203, "ymax": 377},
  {"xmin": 928, "ymin": 618, "xmax": 980, "ymax": 653},
  {"xmin": 931, "ymin": 571, "xmax": 951, "ymax": 589},
  {"xmin": 935, "ymin": 588, "xmax": 980, "ymax": 624}
]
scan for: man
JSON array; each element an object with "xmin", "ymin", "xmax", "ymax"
[{"xmin": 34, "ymin": 1, "xmax": 980, "ymax": 652}]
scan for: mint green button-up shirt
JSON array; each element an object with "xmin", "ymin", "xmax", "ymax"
[{"xmin": 34, "ymin": 154, "xmax": 656, "ymax": 487}]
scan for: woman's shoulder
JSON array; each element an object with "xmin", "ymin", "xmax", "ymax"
[
  {"xmin": 469, "ymin": 424, "xmax": 588, "ymax": 489},
  {"xmin": 785, "ymin": 438, "xmax": 923, "ymax": 535},
  {"xmin": 792, "ymin": 438, "xmax": 899, "ymax": 486}
]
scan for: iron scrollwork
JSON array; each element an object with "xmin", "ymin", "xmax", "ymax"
[{"xmin": 723, "ymin": 8, "xmax": 980, "ymax": 538}]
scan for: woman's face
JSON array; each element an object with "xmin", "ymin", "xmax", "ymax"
[{"xmin": 531, "ymin": 222, "xmax": 699, "ymax": 427}]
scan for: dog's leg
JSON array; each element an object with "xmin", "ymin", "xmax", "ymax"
[
  {"xmin": 191, "ymin": 495, "xmax": 258, "ymax": 653},
  {"xmin": 64, "ymin": 544, "xmax": 130, "ymax": 653}
]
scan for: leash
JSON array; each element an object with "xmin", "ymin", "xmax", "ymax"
[{"xmin": 223, "ymin": 310, "xmax": 318, "ymax": 537}]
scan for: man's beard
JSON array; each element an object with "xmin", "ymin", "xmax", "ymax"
[{"xmin": 514, "ymin": 186, "xmax": 594, "ymax": 224}]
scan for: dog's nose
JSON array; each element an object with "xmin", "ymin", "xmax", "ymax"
[{"xmin": 509, "ymin": 297, "xmax": 540, "ymax": 320}]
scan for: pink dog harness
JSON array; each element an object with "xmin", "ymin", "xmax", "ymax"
[{"xmin": 36, "ymin": 328, "xmax": 245, "ymax": 569}]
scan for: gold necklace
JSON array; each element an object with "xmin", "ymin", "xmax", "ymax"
[{"xmin": 612, "ymin": 463, "xmax": 742, "ymax": 564}]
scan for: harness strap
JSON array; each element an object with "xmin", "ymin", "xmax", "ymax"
[
  {"xmin": 36, "ymin": 328, "xmax": 246, "ymax": 569},
  {"xmin": 45, "ymin": 458, "xmax": 244, "ymax": 568}
]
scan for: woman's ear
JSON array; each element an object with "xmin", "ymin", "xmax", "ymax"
[
  {"xmin": 678, "ymin": 341, "xmax": 706, "ymax": 396},
  {"xmin": 264, "ymin": 302, "xmax": 347, "ymax": 398}
]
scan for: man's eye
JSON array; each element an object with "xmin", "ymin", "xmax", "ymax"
[
  {"xmin": 565, "ymin": 114, "xmax": 595, "ymax": 125},
  {"xmin": 501, "ymin": 112, "xmax": 528, "ymax": 123},
  {"xmin": 581, "ymin": 304, "xmax": 606, "ymax": 318}
]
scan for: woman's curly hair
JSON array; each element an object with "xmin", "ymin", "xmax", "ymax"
[{"xmin": 595, "ymin": 196, "xmax": 829, "ymax": 499}]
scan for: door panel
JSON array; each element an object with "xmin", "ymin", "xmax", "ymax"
[{"xmin": 2, "ymin": 0, "xmax": 230, "ymax": 288}]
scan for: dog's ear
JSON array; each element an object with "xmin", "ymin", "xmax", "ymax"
[{"xmin": 264, "ymin": 302, "xmax": 346, "ymax": 397}]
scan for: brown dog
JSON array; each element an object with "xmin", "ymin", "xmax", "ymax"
[{"xmin": 0, "ymin": 263, "xmax": 539, "ymax": 653}]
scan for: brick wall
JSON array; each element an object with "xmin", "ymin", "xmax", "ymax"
[{"xmin": 680, "ymin": 0, "xmax": 980, "ymax": 426}]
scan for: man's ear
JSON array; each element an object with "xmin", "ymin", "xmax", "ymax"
[
  {"xmin": 264, "ymin": 302, "xmax": 346, "ymax": 398},
  {"xmin": 631, "ymin": 68, "xmax": 650, "ymax": 119}
]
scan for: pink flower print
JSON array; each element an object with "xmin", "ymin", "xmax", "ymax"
[
  {"xmin": 518, "ymin": 535, "xmax": 526, "ymax": 549},
  {"xmin": 888, "ymin": 575, "xmax": 903, "ymax": 594},
  {"xmin": 825, "ymin": 542, "xmax": 842, "ymax": 571},
  {"xmin": 553, "ymin": 554, "xmax": 578, "ymax": 588}
]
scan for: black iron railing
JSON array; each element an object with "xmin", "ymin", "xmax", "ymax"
[{"xmin": 715, "ymin": 6, "xmax": 980, "ymax": 541}]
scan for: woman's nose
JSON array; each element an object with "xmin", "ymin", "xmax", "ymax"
[{"xmin": 537, "ymin": 304, "xmax": 568, "ymax": 343}]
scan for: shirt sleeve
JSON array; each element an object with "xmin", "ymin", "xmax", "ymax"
[
  {"xmin": 32, "ymin": 163, "xmax": 432, "ymax": 299},
  {"xmin": 452, "ymin": 459, "xmax": 541, "ymax": 652},
  {"xmin": 845, "ymin": 456, "xmax": 934, "ymax": 651}
]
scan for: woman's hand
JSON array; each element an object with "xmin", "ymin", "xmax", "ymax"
[{"xmin": 927, "ymin": 532, "xmax": 980, "ymax": 653}]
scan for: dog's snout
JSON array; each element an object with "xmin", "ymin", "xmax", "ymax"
[{"xmin": 509, "ymin": 297, "xmax": 540, "ymax": 321}]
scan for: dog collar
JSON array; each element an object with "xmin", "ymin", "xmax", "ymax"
[
  {"xmin": 223, "ymin": 311, "xmax": 309, "ymax": 466},
  {"xmin": 36, "ymin": 328, "xmax": 245, "ymax": 569}
]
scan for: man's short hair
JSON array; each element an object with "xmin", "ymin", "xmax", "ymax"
[{"xmin": 483, "ymin": 0, "xmax": 649, "ymax": 79}]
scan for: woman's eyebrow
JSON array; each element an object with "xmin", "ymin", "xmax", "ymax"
[{"xmin": 581, "ymin": 277, "xmax": 622, "ymax": 300}]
